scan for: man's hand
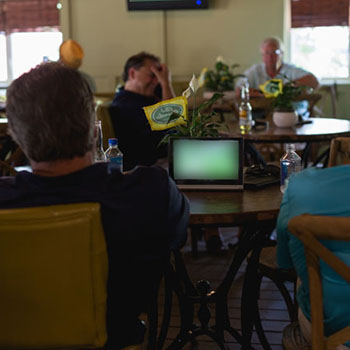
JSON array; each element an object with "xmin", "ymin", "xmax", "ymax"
[{"xmin": 151, "ymin": 64, "xmax": 175, "ymax": 100}]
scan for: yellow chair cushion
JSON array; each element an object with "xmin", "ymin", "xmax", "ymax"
[{"xmin": 0, "ymin": 203, "xmax": 108, "ymax": 349}]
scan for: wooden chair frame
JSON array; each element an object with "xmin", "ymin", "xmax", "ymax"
[
  {"xmin": 288, "ymin": 214, "xmax": 350, "ymax": 350},
  {"xmin": 328, "ymin": 137, "xmax": 350, "ymax": 167}
]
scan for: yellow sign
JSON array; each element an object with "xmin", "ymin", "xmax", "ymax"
[
  {"xmin": 143, "ymin": 96, "xmax": 188, "ymax": 131},
  {"xmin": 259, "ymin": 79, "xmax": 283, "ymax": 98}
]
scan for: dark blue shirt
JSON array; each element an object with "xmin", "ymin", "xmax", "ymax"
[{"xmin": 110, "ymin": 88, "xmax": 168, "ymax": 171}]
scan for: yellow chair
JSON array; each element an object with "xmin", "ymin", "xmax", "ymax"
[
  {"xmin": 328, "ymin": 137, "xmax": 350, "ymax": 167},
  {"xmin": 0, "ymin": 203, "xmax": 108, "ymax": 349},
  {"xmin": 0, "ymin": 202, "xmax": 143, "ymax": 350},
  {"xmin": 96, "ymin": 101, "xmax": 115, "ymax": 150},
  {"xmin": 285, "ymin": 214, "xmax": 350, "ymax": 350}
]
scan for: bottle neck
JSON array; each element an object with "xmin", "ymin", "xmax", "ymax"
[
  {"xmin": 240, "ymin": 85, "xmax": 250, "ymax": 102},
  {"xmin": 286, "ymin": 144, "xmax": 296, "ymax": 152}
]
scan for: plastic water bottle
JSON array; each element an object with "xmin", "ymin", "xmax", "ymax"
[
  {"xmin": 105, "ymin": 138, "xmax": 123, "ymax": 172},
  {"xmin": 239, "ymin": 81, "xmax": 254, "ymax": 134},
  {"xmin": 280, "ymin": 144, "xmax": 301, "ymax": 193},
  {"xmin": 94, "ymin": 120, "xmax": 106, "ymax": 163}
]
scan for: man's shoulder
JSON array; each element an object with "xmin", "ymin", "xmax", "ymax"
[
  {"xmin": 281, "ymin": 63, "xmax": 309, "ymax": 76},
  {"xmin": 126, "ymin": 165, "xmax": 168, "ymax": 183},
  {"xmin": 294, "ymin": 165, "xmax": 350, "ymax": 183},
  {"xmin": 245, "ymin": 63, "xmax": 264, "ymax": 74},
  {"xmin": 112, "ymin": 88, "xmax": 156, "ymax": 106},
  {"xmin": 0, "ymin": 176, "xmax": 16, "ymax": 188},
  {"xmin": 287, "ymin": 165, "xmax": 350, "ymax": 206}
]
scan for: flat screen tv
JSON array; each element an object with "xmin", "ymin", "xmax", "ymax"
[{"xmin": 127, "ymin": 0, "xmax": 208, "ymax": 11}]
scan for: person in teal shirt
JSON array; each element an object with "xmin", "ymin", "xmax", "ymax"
[{"xmin": 277, "ymin": 165, "xmax": 350, "ymax": 343}]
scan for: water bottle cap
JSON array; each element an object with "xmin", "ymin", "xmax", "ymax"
[{"xmin": 108, "ymin": 138, "xmax": 118, "ymax": 146}]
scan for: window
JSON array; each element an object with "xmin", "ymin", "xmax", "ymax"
[
  {"xmin": 0, "ymin": 0, "xmax": 61, "ymax": 85},
  {"xmin": 10, "ymin": 30, "xmax": 62, "ymax": 80},
  {"xmin": 290, "ymin": 0, "xmax": 350, "ymax": 81}
]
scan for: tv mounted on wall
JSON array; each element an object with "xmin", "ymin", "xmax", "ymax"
[{"xmin": 127, "ymin": 0, "xmax": 208, "ymax": 11}]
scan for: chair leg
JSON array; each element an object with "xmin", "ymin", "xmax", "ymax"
[{"xmin": 274, "ymin": 280, "xmax": 297, "ymax": 322}]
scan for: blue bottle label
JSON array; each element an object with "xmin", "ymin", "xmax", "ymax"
[
  {"xmin": 280, "ymin": 161, "xmax": 289, "ymax": 185},
  {"xmin": 109, "ymin": 156, "xmax": 123, "ymax": 172}
]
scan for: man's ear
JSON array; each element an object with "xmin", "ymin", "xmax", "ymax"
[{"xmin": 128, "ymin": 67, "xmax": 136, "ymax": 80}]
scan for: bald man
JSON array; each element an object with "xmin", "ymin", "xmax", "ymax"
[{"xmin": 237, "ymin": 37, "xmax": 318, "ymax": 97}]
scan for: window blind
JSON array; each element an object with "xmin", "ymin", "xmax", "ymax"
[
  {"xmin": 291, "ymin": 0, "xmax": 349, "ymax": 28},
  {"xmin": 0, "ymin": 0, "xmax": 59, "ymax": 33}
]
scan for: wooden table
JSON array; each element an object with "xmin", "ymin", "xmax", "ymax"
[
  {"xmin": 226, "ymin": 117, "xmax": 350, "ymax": 143},
  {"xmin": 225, "ymin": 117, "xmax": 350, "ymax": 167},
  {"xmin": 164, "ymin": 185, "xmax": 283, "ymax": 350},
  {"xmin": 187, "ymin": 185, "xmax": 282, "ymax": 226},
  {"xmin": 0, "ymin": 118, "xmax": 7, "ymax": 135}
]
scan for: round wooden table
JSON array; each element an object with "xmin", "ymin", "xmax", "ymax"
[
  {"xmin": 185, "ymin": 185, "xmax": 282, "ymax": 226},
  {"xmin": 225, "ymin": 117, "xmax": 350, "ymax": 167},
  {"xmin": 226, "ymin": 117, "xmax": 350, "ymax": 143}
]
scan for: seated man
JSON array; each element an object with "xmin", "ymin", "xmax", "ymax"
[
  {"xmin": 110, "ymin": 52, "xmax": 176, "ymax": 171},
  {"xmin": 237, "ymin": 37, "xmax": 319, "ymax": 94},
  {"xmin": 277, "ymin": 166, "xmax": 350, "ymax": 347},
  {"xmin": 236, "ymin": 37, "xmax": 319, "ymax": 118},
  {"xmin": 1, "ymin": 62, "xmax": 189, "ymax": 349}
]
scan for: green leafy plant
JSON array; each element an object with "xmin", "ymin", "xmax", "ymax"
[
  {"xmin": 160, "ymin": 75, "xmax": 224, "ymax": 145},
  {"xmin": 273, "ymin": 83, "xmax": 307, "ymax": 112},
  {"xmin": 260, "ymin": 76, "xmax": 308, "ymax": 112},
  {"xmin": 204, "ymin": 58, "xmax": 245, "ymax": 92}
]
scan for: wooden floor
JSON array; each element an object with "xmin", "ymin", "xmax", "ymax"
[{"xmin": 156, "ymin": 227, "xmax": 293, "ymax": 350}]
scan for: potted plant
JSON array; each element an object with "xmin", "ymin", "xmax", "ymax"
[
  {"xmin": 259, "ymin": 78, "xmax": 307, "ymax": 128},
  {"xmin": 203, "ymin": 57, "xmax": 245, "ymax": 101},
  {"xmin": 159, "ymin": 75, "xmax": 224, "ymax": 144}
]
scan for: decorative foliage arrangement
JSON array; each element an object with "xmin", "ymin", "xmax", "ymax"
[
  {"xmin": 204, "ymin": 57, "xmax": 245, "ymax": 92},
  {"xmin": 259, "ymin": 77, "xmax": 307, "ymax": 112},
  {"xmin": 160, "ymin": 75, "xmax": 224, "ymax": 145}
]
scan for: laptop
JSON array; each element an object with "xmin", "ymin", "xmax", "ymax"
[{"xmin": 169, "ymin": 137, "xmax": 244, "ymax": 190}]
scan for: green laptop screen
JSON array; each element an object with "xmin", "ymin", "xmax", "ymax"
[{"xmin": 172, "ymin": 139, "xmax": 240, "ymax": 180}]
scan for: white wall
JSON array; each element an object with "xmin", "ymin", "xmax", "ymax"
[{"xmin": 60, "ymin": 0, "xmax": 287, "ymax": 92}]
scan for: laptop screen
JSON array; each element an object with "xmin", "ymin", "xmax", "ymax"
[{"xmin": 169, "ymin": 137, "xmax": 244, "ymax": 190}]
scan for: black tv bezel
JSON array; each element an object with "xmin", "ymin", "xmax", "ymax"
[
  {"xmin": 168, "ymin": 137, "xmax": 244, "ymax": 188},
  {"xmin": 127, "ymin": 0, "xmax": 208, "ymax": 11}
]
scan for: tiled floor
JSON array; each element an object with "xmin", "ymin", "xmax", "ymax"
[{"xmin": 157, "ymin": 227, "xmax": 293, "ymax": 349}]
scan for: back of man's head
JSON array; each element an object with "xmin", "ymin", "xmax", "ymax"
[
  {"xmin": 7, "ymin": 62, "xmax": 95, "ymax": 162},
  {"xmin": 122, "ymin": 51, "xmax": 160, "ymax": 82}
]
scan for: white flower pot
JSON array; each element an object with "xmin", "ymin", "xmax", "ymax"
[
  {"xmin": 203, "ymin": 90, "xmax": 235, "ymax": 102},
  {"xmin": 273, "ymin": 111, "xmax": 298, "ymax": 128}
]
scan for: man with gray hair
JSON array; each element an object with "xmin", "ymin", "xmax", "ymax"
[
  {"xmin": 237, "ymin": 37, "xmax": 319, "ymax": 96},
  {"xmin": 1, "ymin": 62, "xmax": 189, "ymax": 349}
]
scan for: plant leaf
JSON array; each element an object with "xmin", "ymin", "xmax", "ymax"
[
  {"xmin": 166, "ymin": 112, "xmax": 184, "ymax": 124},
  {"xmin": 198, "ymin": 92, "xmax": 224, "ymax": 112}
]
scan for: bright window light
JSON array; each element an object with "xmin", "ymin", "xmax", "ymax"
[
  {"xmin": 291, "ymin": 26, "xmax": 349, "ymax": 79},
  {"xmin": 10, "ymin": 31, "xmax": 63, "ymax": 79},
  {"xmin": 0, "ymin": 32, "xmax": 7, "ymax": 81}
]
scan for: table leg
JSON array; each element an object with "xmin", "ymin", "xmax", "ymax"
[
  {"xmin": 167, "ymin": 220, "xmax": 276, "ymax": 349},
  {"xmin": 240, "ymin": 222, "xmax": 275, "ymax": 349}
]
